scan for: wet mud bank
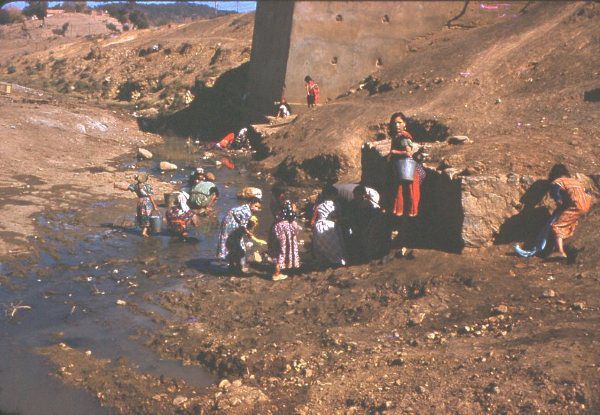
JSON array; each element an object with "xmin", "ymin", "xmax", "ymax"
[
  {"xmin": 0, "ymin": 141, "xmax": 274, "ymax": 414},
  {"xmin": 146, "ymin": 209, "xmax": 600, "ymax": 413}
]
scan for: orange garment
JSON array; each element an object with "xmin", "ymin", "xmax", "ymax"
[
  {"xmin": 218, "ymin": 132, "xmax": 235, "ymax": 149},
  {"xmin": 307, "ymin": 80, "xmax": 320, "ymax": 104},
  {"xmin": 551, "ymin": 177, "xmax": 592, "ymax": 239},
  {"xmin": 393, "ymin": 171, "xmax": 420, "ymax": 217}
]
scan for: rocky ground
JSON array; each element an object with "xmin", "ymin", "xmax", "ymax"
[
  {"xmin": 34, "ymin": 204, "xmax": 600, "ymax": 414},
  {"xmin": 1, "ymin": 11, "xmax": 253, "ymax": 124}
]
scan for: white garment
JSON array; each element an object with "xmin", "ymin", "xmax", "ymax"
[
  {"xmin": 237, "ymin": 127, "xmax": 248, "ymax": 139},
  {"xmin": 279, "ymin": 104, "xmax": 290, "ymax": 117},
  {"xmin": 178, "ymin": 187, "xmax": 190, "ymax": 213},
  {"xmin": 312, "ymin": 200, "xmax": 346, "ymax": 266}
]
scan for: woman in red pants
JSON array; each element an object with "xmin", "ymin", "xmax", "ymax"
[{"xmin": 389, "ymin": 112, "xmax": 421, "ymax": 217}]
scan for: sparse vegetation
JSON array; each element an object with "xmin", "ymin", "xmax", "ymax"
[
  {"xmin": 0, "ymin": 7, "xmax": 24, "ymax": 25},
  {"xmin": 99, "ymin": 3, "xmax": 231, "ymax": 27},
  {"xmin": 106, "ymin": 22, "xmax": 119, "ymax": 33},
  {"xmin": 177, "ymin": 42, "xmax": 193, "ymax": 55},
  {"xmin": 52, "ymin": 22, "xmax": 69, "ymax": 36},
  {"xmin": 60, "ymin": 1, "xmax": 89, "ymax": 14},
  {"xmin": 117, "ymin": 79, "xmax": 144, "ymax": 101},
  {"xmin": 22, "ymin": 1, "xmax": 48, "ymax": 22},
  {"xmin": 128, "ymin": 9, "xmax": 149, "ymax": 29}
]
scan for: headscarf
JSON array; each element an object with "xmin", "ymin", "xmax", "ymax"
[{"xmin": 279, "ymin": 200, "xmax": 296, "ymax": 222}]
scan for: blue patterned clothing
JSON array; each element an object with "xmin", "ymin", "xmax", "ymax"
[
  {"xmin": 217, "ymin": 204, "xmax": 252, "ymax": 259},
  {"xmin": 128, "ymin": 183, "xmax": 154, "ymax": 227}
]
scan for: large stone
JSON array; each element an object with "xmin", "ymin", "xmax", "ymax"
[
  {"xmin": 159, "ymin": 161, "xmax": 177, "ymax": 171},
  {"xmin": 138, "ymin": 148, "xmax": 153, "ymax": 159}
]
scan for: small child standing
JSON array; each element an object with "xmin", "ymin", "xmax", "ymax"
[
  {"xmin": 166, "ymin": 198, "xmax": 196, "ymax": 238},
  {"xmin": 269, "ymin": 201, "xmax": 301, "ymax": 281},
  {"xmin": 225, "ymin": 216, "xmax": 266, "ymax": 274}
]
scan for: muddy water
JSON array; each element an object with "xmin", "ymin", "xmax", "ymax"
[{"xmin": 0, "ymin": 141, "xmax": 272, "ymax": 414}]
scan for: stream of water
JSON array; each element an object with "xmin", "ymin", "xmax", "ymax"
[{"xmin": 0, "ymin": 140, "xmax": 272, "ymax": 414}]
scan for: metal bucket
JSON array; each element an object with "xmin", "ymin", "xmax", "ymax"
[
  {"xmin": 149, "ymin": 211, "xmax": 162, "ymax": 234},
  {"xmin": 394, "ymin": 158, "xmax": 417, "ymax": 182}
]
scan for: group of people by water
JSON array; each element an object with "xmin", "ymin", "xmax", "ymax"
[{"xmin": 121, "ymin": 109, "xmax": 594, "ymax": 278}]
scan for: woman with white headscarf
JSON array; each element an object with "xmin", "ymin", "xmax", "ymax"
[{"xmin": 312, "ymin": 185, "xmax": 347, "ymax": 267}]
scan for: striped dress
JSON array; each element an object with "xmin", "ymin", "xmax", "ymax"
[{"xmin": 550, "ymin": 177, "xmax": 592, "ymax": 239}]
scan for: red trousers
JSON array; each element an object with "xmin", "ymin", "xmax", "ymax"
[{"xmin": 393, "ymin": 173, "xmax": 420, "ymax": 216}]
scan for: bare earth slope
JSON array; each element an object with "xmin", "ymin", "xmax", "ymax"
[
  {"xmin": 1, "ymin": 12, "xmax": 253, "ymax": 120},
  {"xmin": 260, "ymin": 1, "xmax": 599, "ymax": 183}
]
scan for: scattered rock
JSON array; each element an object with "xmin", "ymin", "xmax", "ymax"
[
  {"xmin": 408, "ymin": 312, "xmax": 426, "ymax": 326},
  {"xmin": 116, "ymin": 299, "xmax": 127, "ymax": 306},
  {"xmin": 541, "ymin": 289, "xmax": 556, "ymax": 298},
  {"xmin": 485, "ymin": 383, "xmax": 500, "ymax": 394},
  {"xmin": 172, "ymin": 395, "xmax": 188, "ymax": 406},
  {"xmin": 448, "ymin": 135, "xmax": 471, "ymax": 144},
  {"xmin": 572, "ymin": 301, "xmax": 587, "ymax": 311},
  {"xmin": 137, "ymin": 148, "xmax": 153, "ymax": 159},
  {"xmin": 159, "ymin": 161, "xmax": 177, "ymax": 171},
  {"xmin": 389, "ymin": 358, "xmax": 405, "ymax": 366},
  {"xmin": 460, "ymin": 325, "xmax": 472, "ymax": 334},
  {"xmin": 218, "ymin": 379, "xmax": 231, "ymax": 389},
  {"xmin": 491, "ymin": 304, "xmax": 509, "ymax": 315}
]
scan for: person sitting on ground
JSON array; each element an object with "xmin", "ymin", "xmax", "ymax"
[
  {"xmin": 215, "ymin": 132, "xmax": 236, "ymax": 150},
  {"xmin": 189, "ymin": 174, "xmax": 219, "ymax": 213},
  {"xmin": 547, "ymin": 163, "xmax": 593, "ymax": 258},
  {"xmin": 225, "ymin": 215, "xmax": 267, "ymax": 274},
  {"xmin": 269, "ymin": 200, "xmax": 301, "ymax": 281},
  {"xmin": 304, "ymin": 75, "xmax": 320, "ymax": 108},
  {"xmin": 312, "ymin": 184, "xmax": 347, "ymax": 267},
  {"xmin": 124, "ymin": 173, "xmax": 158, "ymax": 238},
  {"xmin": 217, "ymin": 197, "xmax": 262, "ymax": 263},
  {"xmin": 231, "ymin": 127, "xmax": 251, "ymax": 150},
  {"xmin": 166, "ymin": 197, "xmax": 197, "ymax": 239},
  {"xmin": 275, "ymin": 97, "xmax": 292, "ymax": 119},
  {"xmin": 178, "ymin": 168, "xmax": 205, "ymax": 213},
  {"xmin": 389, "ymin": 112, "xmax": 425, "ymax": 217}
]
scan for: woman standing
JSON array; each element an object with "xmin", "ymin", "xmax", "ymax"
[
  {"xmin": 217, "ymin": 197, "xmax": 262, "ymax": 262},
  {"xmin": 126, "ymin": 173, "xmax": 158, "ymax": 237},
  {"xmin": 312, "ymin": 185, "xmax": 347, "ymax": 267},
  {"xmin": 269, "ymin": 201, "xmax": 301, "ymax": 281},
  {"xmin": 389, "ymin": 112, "xmax": 423, "ymax": 217}
]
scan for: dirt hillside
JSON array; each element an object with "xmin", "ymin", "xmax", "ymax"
[
  {"xmin": 1, "ymin": 12, "xmax": 253, "ymax": 124},
  {"xmin": 258, "ymin": 1, "xmax": 599, "ymax": 183}
]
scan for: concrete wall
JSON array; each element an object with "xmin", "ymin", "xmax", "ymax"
[
  {"xmin": 246, "ymin": 1, "xmax": 295, "ymax": 120},
  {"xmin": 247, "ymin": 1, "xmax": 464, "ymax": 118}
]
